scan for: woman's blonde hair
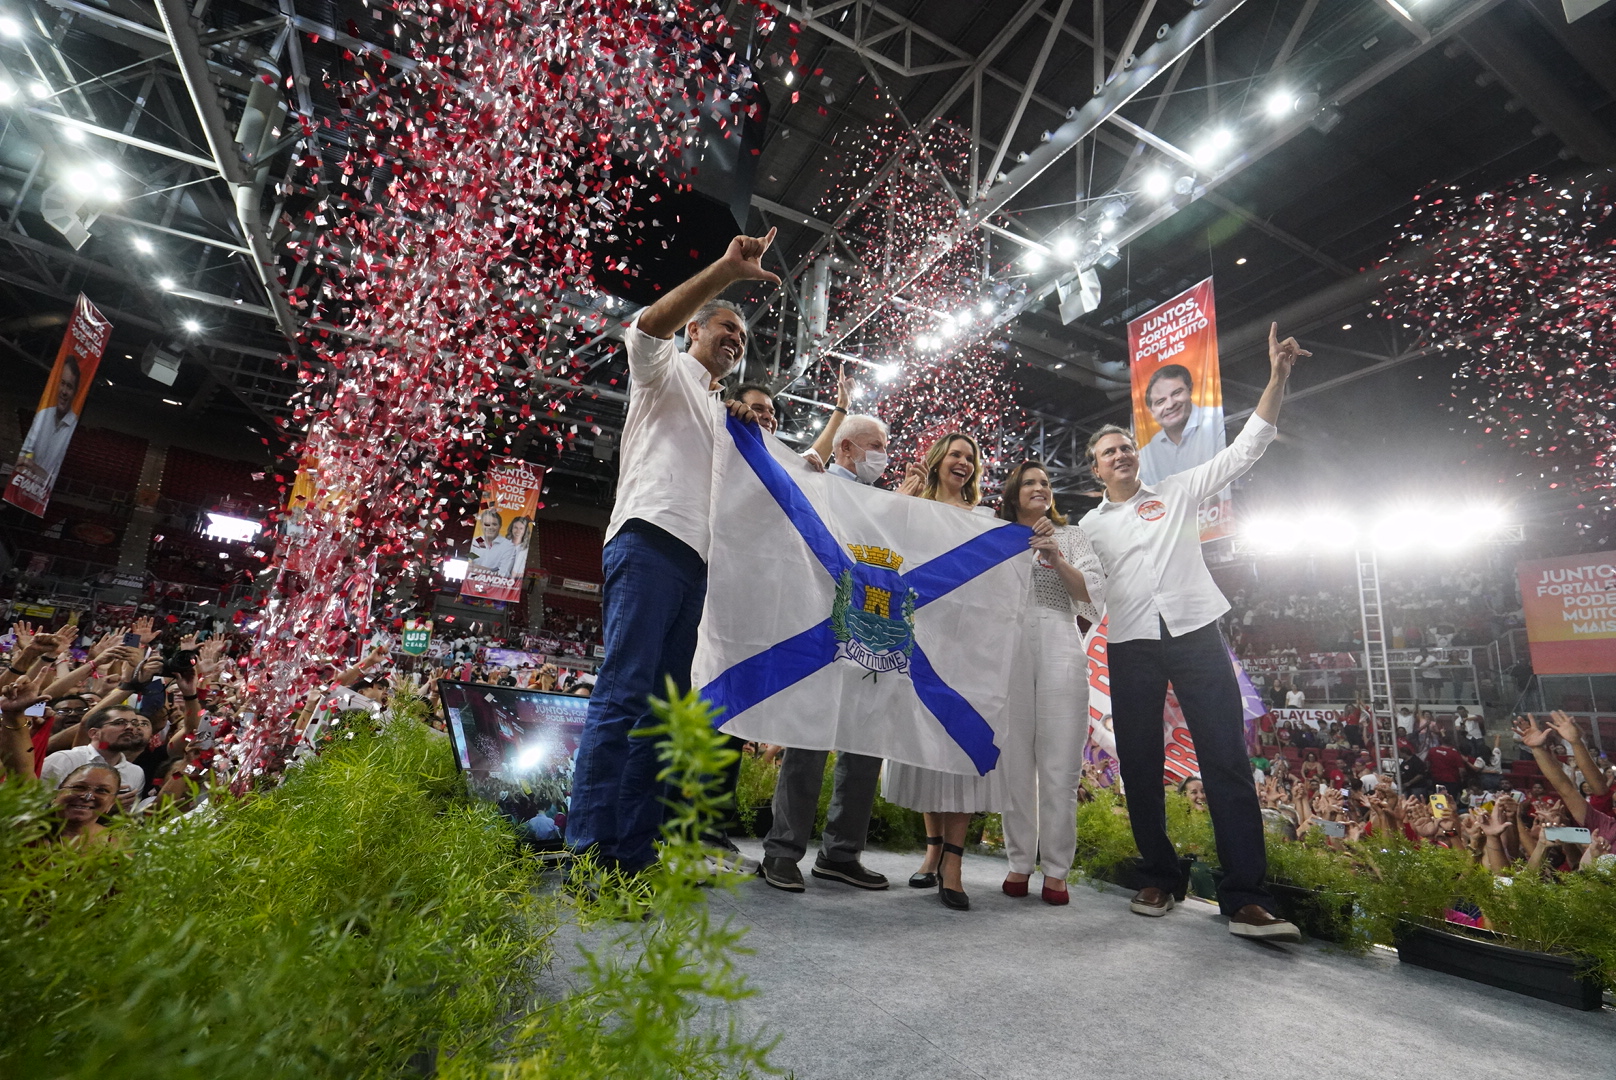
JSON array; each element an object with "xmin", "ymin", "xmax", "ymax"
[
  {"xmin": 918, "ymin": 431, "xmax": 982, "ymax": 506},
  {"xmin": 997, "ymin": 460, "xmax": 1067, "ymax": 526}
]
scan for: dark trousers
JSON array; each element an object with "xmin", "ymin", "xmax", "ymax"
[
  {"xmin": 1109, "ymin": 618, "xmax": 1273, "ymax": 916},
  {"xmin": 566, "ymin": 520, "xmax": 706, "ymax": 871}
]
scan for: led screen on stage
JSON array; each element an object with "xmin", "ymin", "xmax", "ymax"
[{"xmin": 438, "ymin": 679, "xmax": 587, "ymax": 847}]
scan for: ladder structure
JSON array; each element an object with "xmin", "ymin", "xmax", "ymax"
[{"xmin": 1356, "ymin": 548, "xmax": 1399, "ymax": 788}]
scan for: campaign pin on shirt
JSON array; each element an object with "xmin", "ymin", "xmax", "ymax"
[{"xmin": 1137, "ymin": 499, "xmax": 1167, "ymax": 522}]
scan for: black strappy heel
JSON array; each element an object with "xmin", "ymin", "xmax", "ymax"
[
  {"xmin": 908, "ymin": 835, "xmax": 943, "ymax": 889},
  {"xmin": 938, "ymin": 842, "xmax": 969, "ymax": 911}
]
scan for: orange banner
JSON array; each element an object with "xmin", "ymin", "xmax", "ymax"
[
  {"xmin": 461, "ymin": 459, "xmax": 545, "ymax": 604},
  {"xmin": 5, "ymin": 295, "xmax": 111, "ymax": 517},
  {"xmin": 1126, "ymin": 277, "xmax": 1230, "ymax": 541},
  {"xmin": 1516, "ymin": 553, "xmax": 1616, "ymax": 675}
]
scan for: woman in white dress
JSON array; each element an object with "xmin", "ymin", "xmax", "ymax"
[
  {"xmin": 996, "ymin": 460, "xmax": 1103, "ymax": 906},
  {"xmin": 887, "ymin": 431, "xmax": 1050, "ymax": 910}
]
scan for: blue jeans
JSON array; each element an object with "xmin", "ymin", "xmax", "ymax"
[
  {"xmin": 1109, "ymin": 618, "xmax": 1273, "ymax": 916},
  {"xmin": 566, "ymin": 520, "xmax": 707, "ymax": 871}
]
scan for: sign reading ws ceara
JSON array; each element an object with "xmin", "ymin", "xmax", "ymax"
[{"xmin": 1517, "ymin": 553, "xmax": 1616, "ymax": 675}]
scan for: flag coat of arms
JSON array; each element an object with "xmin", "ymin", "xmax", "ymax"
[{"xmin": 694, "ymin": 416, "xmax": 1033, "ymax": 776}]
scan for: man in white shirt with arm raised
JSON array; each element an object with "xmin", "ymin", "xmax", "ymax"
[
  {"xmin": 1080, "ymin": 323, "xmax": 1309, "ymax": 942},
  {"xmin": 566, "ymin": 229, "xmax": 779, "ymax": 874}
]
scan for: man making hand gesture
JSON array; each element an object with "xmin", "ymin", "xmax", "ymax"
[
  {"xmin": 1080, "ymin": 323, "xmax": 1309, "ymax": 943},
  {"xmin": 566, "ymin": 229, "xmax": 779, "ymax": 874}
]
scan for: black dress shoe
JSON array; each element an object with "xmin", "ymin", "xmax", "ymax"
[
  {"xmin": 908, "ymin": 834, "xmax": 943, "ymax": 889},
  {"xmin": 811, "ymin": 854, "xmax": 890, "ymax": 890},
  {"xmin": 759, "ymin": 855, "xmax": 805, "ymax": 892},
  {"xmin": 938, "ymin": 842, "xmax": 969, "ymax": 910}
]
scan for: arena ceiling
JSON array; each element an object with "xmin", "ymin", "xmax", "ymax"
[{"xmin": 0, "ymin": 0, "xmax": 1613, "ymax": 511}]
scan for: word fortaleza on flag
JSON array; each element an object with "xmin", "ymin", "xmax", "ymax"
[{"xmin": 694, "ymin": 416, "xmax": 1033, "ymax": 776}]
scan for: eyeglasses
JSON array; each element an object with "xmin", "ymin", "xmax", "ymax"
[{"xmin": 99, "ymin": 717, "xmax": 152, "ymax": 730}]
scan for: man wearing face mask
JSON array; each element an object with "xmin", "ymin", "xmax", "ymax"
[
  {"xmin": 567, "ymin": 229, "xmax": 780, "ymax": 875},
  {"xmin": 759, "ymin": 412, "xmax": 892, "ymax": 893}
]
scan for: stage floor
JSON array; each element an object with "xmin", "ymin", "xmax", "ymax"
[{"xmin": 695, "ymin": 841, "xmax": 1612, "ymax": 1080}]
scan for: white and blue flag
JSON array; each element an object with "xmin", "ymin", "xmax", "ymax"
[{"xmin": 693, "ymin": 416, "xmax": 1033, "ymax": 776}]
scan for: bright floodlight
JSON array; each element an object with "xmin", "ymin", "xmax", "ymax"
[
  {"xmin": 1052, "ymin": 235, "xmax": 1078, "ymax": 260},
  {"xmin": 441, "ymin": 557, "xmax": 469, "ymax": 581},
  {"xmin": 133, "ymin": 236, "xmax": 154, "ymax": 254},
  {"xmin": 66, "ymin": 169, "xmax": 95, "ymax": 193},
  {"xmin": 182, "ymin": 318, "xmax": 201, "ymax": 333},
  {"xmin": 1098, "ymin": 216, "xmax": 1118, "ymax": 236},
  {"xmin": 0, "ymin": 15, "xmax": 21, "ymax": 37},
  {"xmin": 1023, "ymin": 248, "xmax": 1046, "ymax": 270},
  {"xmin": 100, "ymin": 184, "xmax": 122, "ymax": 202},
  {"xmin": 204, "ymin": 512, "xmax": 261, "ymax": 543},
  {"xmin": 28, "ymin": 81, "xmax": 48, "ymax": 99},
  {"xmin": 875, "ymin": 363, "xmax": 899, "ymax": 383},
  {"xmin": 157, "ymin": 276, "xmax": 176, "ymax": 290},
  {"xmin": 62, "ymin": 126, "xmax": 85, "ymax": 144},
  {"xmin": 1142, "ymin": 169, "xmax": 1171, "ymax": 198},
  {"xmin": 1369, "ymin": 514, "xmax": 1417, "ymax": 552},
  {"xmin": 1194, "ymin": 128, "xmax": 1234, "ymax": 167},
  {"xmin": 978, "ymin": 298, "xmax": 995, "ymax": 316},
  {"xmin": 93, "ymin": 159, "xmax": 113, "ymax": 177},
  {"xmin": 1240, "ymin": 514, "xmax": 1301, "ymax": 553},
  {"xmin": 1265, "ymin": 90, "xmax": 1295, "ymax": 118},
  {"xmin": 1299, "ymin": 512, "xmax": 1358, "ymax": 552},
  {"xmin": 0, "ymin": 82, "xmax": 15, "ymax": 103}
]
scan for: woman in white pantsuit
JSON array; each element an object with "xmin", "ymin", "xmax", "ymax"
[
  {"xmin": 885, "ymin": 432, "xmax": 1053, "ymax": 911},
  {"xmin": 996, "ymin": 461, "xmax": 1103, "ymax": 905}
]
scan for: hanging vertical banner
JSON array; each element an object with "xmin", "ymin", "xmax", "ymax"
[
  {"xmin": 1126, "ymin": 277, "xmax": 1232, "ymax": 542},
  {"xmin": 462, "ymin": 459, "xmax": 544, "ymax": 604},
  {"xmin": 4, "ymin": 295, "xmax": 112, "ymax": 517}
]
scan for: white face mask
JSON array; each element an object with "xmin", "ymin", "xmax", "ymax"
[{"xmin": 853, "ymin": 449, "xmax": 889, "ymax": 484}]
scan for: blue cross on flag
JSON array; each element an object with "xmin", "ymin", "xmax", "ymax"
[{"xmin": 694, "ymin": 416, "xmax": 1033, "ymax": 776}]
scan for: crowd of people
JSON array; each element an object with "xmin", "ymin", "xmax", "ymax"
[{"xmin": 1224, "ymin": 563, "xmax": 1522, "ymax": 660}]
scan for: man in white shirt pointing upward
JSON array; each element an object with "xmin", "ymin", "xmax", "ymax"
[{"xmin": 1080, "ymin": 323, "xmax": 1309, "ymax": 943}]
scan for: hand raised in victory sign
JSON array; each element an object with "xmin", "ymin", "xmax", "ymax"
[
  {"xmin": 1268, "ymin": 322, "xmax": 1311, "ymax": 381},
  {"xmin": 718, "ymin": 228, "xmax": 781, "ymax": 285}
]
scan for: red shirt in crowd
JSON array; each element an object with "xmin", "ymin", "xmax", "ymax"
[{"xmin": 1426, "ymin": 744, "xmax": 1469, "ymax": 786}]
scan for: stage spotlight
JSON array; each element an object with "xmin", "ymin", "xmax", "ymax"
[
  {"xmin": 1052, "ymin": 235, "xmax": 1078, "ymax": 260},
  {"xmin": 1141, "ymin": 169, "xmax": 1171, "ymax": 198},
  {"xmin": 182, "ymin": 318, "xmax": 201, "ymax": 332},
  {"xmin": 66, "ymin": 169, "xmax": 95, "ymax": 193},
  {"xmin": 28, "ymin": 81, "xmax": 48, "ymax": 99},
  {"xmin": 1023, "ymin": 248, "xmax": 1046, "ymax": 270},
  {"xmin": 1098, "ymin": 216, "xmax": 1118, "ymax": 236},
  {"xmin": 875, "ymin": 363, "xmax": 899, "ymax": 382},
  {"xmin": 978, "ymin": 298, "xmax": 996, "ymax": 316},
  {"xmin": 0, "ymin": 15, "xmax": 21, "ymax": 37},
  {"xmin": 1369, "ymin": 514, "xmax": 1416, "ymax": 552},
  {"xmin": 157, "ymin": 276, "xmax": 176, "ymax": 290},
  {"xmin": 1174, "ymin": 175, "xmax": 1196, "ymax": 195},
  {"xmin": 1194, "ymin": 128, "xmax": 1234, "ymax": 167},
  {"xmin": 100, "ymin": 184, "xmax": 122, "ymax": 202},
  {"xmin": 1265, "ymin": 90, "xmax": 1295, "ymax": 118},
  {"xmin": 62, "ymin": 126, "xmax": 85, "ymax": 144},
  {"xmin": 0, "ymin": 82, "xmax": 15, "ymax": 103},
  {"xmin": 1242, "ymin": 515, "xmax": 1300, "ymax": 553},
  {"xmin": 1236, "ymin": 257, "xmax": 1247, "ymax": 265},
  {"xmin": 133, "ymin": 236, "xmax": 154, "ymax": 255},
  {"xmin": 1300, "ymin": 513, "xmax": 1358, "ymax": 552}
]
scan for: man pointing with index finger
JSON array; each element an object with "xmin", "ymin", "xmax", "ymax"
[
  {"xmin": 566, "ymin": 229, "xmax": 778, "ymax": 874},
  {"xmin": 1080, "ymin": 322, "xmax": 1310, "ymax": 943}
]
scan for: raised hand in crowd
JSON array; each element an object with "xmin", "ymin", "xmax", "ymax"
[
  {"xmin": 1581, "ymin": 831, "xmax": 1611, "ymax": 872},
  {"xmin": 1511, "ymin": 714, "xmax": 1553, "ymax": 749},
  {"xmin": 1547, "ymin": 709, "xmax": 1608, "ymax": 798},
  {"xmin": 0, "ymin": 666, "xmax": 53, "ymax": 778},
  {"xmin": 131, "ymin": 615, "xmax": 160, "ymax": 646}
]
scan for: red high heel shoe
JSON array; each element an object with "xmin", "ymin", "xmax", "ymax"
[
  {"xmin": 1002, "ymin": 876, "xmax": 1030, "ymax": 898},
  {"xmin": 1041, "ymin": 882, "xmax": 1070, "ymax": 906}
]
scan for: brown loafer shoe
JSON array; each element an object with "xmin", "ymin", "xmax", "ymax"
[
  {"xmin": 1129, "ymin": 886, "xmax": 1174, "ymax": 917},
  {"xmin": 1228, "ymin": 905, "xmax": 1302, "ymax": 942}
]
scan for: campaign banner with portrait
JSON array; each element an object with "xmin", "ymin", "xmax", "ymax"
[
  {"xmin": 1516, "ymin": 552, "xmax": 1616, "ymax": 674},
  {"xmin": 462, "ymin": 459, "xmax": 544, "ymax": 604},
  {"xmin": 4, "ymin": 294, "xmax": 111, "ymax": 517},
  {"xmin": 1126, "ymin": 277, "xmax": 1231, "ymax": 541}
]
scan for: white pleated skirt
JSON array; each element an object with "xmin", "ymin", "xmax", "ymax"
[{"xmin": 882, "ymin": 758, "xmax": 1007, "ymax": 814}]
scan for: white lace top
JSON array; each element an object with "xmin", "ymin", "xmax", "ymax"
[{"xmin": 1031, "ymin": 524, "xmax": 1104, "ymax": 622}]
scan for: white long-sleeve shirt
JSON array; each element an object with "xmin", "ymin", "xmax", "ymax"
[{"xmin": 1079, "ymin": 414, "xmax": 1277, "ymax": 642}]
